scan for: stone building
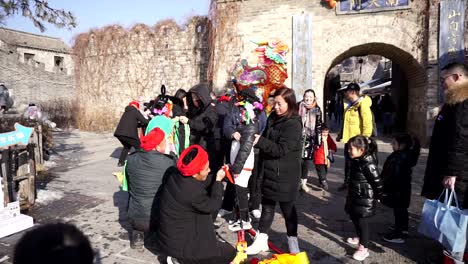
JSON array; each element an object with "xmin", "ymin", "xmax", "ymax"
[
  {"xmin": 0, "ymin": 27, "xmax": 73, "ymax": 75},
  {"xmin": 0, "ymin": 27, "xmax": 74, "ymax": 109},
  {"xmin": 208, "ymin": 0, "xmax": 468, "ymax": 143}
]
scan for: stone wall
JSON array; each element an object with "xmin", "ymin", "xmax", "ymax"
[
  {"xmin": 16, "ymin": 47, "xmax": 73, "ymax": 75},
  {"xmin": 0, "ymin": 50, "xmax": 74, "ymax": 110},
  {"xmin": 209, "ymin": 0, "xmax": 430, "ymax": 142},
  {"xmin": 73, "ymin": 17, "xmax": 210, "ymax": 130}
]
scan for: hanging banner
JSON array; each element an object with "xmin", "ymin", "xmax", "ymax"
[
  {"xmin": 337, "ymin": 0, "xmax": 410, "ymax": 15},
  {"xmin": 292, "ymin": 14, "xmax": 313, "ymax": 102},
  {"xmin": 438, "ymin": 0, "xmax": 466, "ymax": 102},
  {"xmin": 0, "ymin": 123, "xmax": 33, "ymax": 148}
]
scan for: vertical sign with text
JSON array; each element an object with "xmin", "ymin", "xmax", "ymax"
[
  {"xmin": 292, "ymin": 14, "xmax": 313, "ymax": 102},
  {"xmin": 439, "ymin": 0, "xmax": 466, "ymax": 102}
]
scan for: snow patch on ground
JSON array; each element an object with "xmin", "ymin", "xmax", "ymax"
[
  {"xmin": 43, "ymin": 160, "xmax": 58, "ymax": 168},
  {"xmin": 35, "ymin": 190, "xmax": 64, "ymax": 205}
]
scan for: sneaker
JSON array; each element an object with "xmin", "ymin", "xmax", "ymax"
[
  {"xmin": 352, "ymin": 246, "xmax": 369, "ymax": 261},
  {"xmin": 130, "ymin": 231, "xmax": 144, "ymax": 250},
  {"xmin": 346, "ymin": 237, "xmax": 360, "ymax": 245},
  {"xmin": 320, "ymin": 180, "xmax": 329, "ymax": 191},
  {"xmin": 228, "ymin": 217, "xmax": 251, "ymax": 224},
  {"xmin": 217, "ymin": 209, "xmax": 232, "ymax": 218},
  {"xmin": 228, "ymin": 220, "xmax": 252, "ymax": 232},
  {"xmin": 245, "ymin": 233, "xmax": 269, "ymax": 255},
  {"xmin": 167, "ymin": 256, "xmax": 181, "ymax": 264},
  {"xmin": 300, "ymin": 179, "xmax": 310, "ymax": 192},
  {"xmin": 251, "ymin": 209, "xmax": 261, "ymax": 219},
  {"xmin": 383, "ymin": 232, "xmax": 405, "ymax": 244},
  {"xmin": 388, "ymin": 225, "xmax": 409, "ymax": 235}
]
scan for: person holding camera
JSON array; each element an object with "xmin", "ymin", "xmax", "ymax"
[{"xmin": 298, "ymin": 89, "xmax": 322, "ymax": 193}]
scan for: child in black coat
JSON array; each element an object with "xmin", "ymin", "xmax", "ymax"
[
  {"xmin": 381, "ymin": 133, "xmax": 420, "ymax": 243},
  {"xmin": 345, "ymin": 135, "xmax": 383, "ymax": 261}
]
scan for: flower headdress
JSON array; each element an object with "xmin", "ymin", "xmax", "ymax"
[
  {"xmin": 153, "ymin": 100, "xmax": 173, "ymax": 117},
  {"xmin": 236, "ymin": 101, "xmax": 263, "ymax": 125}
]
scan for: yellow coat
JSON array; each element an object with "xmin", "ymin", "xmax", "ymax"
[{"xmin": 342, "ymin": 95, "xmax": 373, "ymax": 143}]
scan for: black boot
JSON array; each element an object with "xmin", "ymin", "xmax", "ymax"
[{"xmin": 130, "ymin": 230, "xmax": 144, "ymax": 250}]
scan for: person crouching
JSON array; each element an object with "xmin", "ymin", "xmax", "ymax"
[
  {"xmin": 126, "ymin": 128, "xmax": 175, "ymax": 250},
  {"xmin": 157, "ymin": 145, "xmax": 236, "ymax": 264}
]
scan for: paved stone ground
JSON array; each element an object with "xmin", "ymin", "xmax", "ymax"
[{"xmin": 0, "ymin": 130, "xmax": 446, "ymax": 264}]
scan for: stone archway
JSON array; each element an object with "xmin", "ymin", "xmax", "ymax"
[{"xmin": 324, "ymin": 43, "xmax": 427, "ymax": 142}]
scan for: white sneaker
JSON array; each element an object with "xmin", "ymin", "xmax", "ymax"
[
  {"xmin": 217, "ymin": 209, "xmax": 232, "ymax": 218},
  {"xmin": 352, "ymin": 246, "xmax": 369, "ymax": 261},
  {"xmin": 300, "ymin": 179, "xmax": 310, "ymax": 192},
  {"xmin": 246, "ymin": 233, "xmax": 269, "ymax": 255},
  {"xmin": 251, "ymin": 209, "xmax": 261, "ymax": 219},
  {"xmin": 228, "ymin": 220, "xmax": 252, "ymax": 232},
  {"xmin": 287, "ymin": 236, "xmax": 300, "ymax": 254},
  {"xmin": 167, "ymin": 256, "xmax": 180, "ymax": 264}
]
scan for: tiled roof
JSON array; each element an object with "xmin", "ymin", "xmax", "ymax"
[{"xmin": 0, "ymin": 27, "xmax": 69, "ymax": 53}]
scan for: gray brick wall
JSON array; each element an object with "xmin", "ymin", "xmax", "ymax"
[{"xmin": 0, "ymin": 50, "xmax": 74, "ymax": 110}]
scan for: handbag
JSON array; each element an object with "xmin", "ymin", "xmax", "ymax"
[
  {"xmin": 418, "ymin": 189, "xmax": 468, "ymax": 253},
  {"xmin": 439, "ymin": 190, "xmax": 468, "ymax": 253},
  {"xmin": 327, "ymin": 151, "xmax": 335, "ymax": 163}
]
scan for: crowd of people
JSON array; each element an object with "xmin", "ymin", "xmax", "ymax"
[{"xmin": 9, "ymin": 62, "xmax": 468, "ymax": 264}]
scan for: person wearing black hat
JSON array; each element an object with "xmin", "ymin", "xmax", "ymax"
[{"xmin": 336, "ymin": 82, "xmax": 374, "ymax": 191}]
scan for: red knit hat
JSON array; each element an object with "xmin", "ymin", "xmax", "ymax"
[
  {"xmin": 129, "ymin": 101, "xmax": 140, "ymax": 108},
  {"xmin": 140, "ymin": 128, "xmax": 165, "ymax": 151},
  {"xmin": 177, "ymin": 145, "xmax": 209, "ymax": 176}
]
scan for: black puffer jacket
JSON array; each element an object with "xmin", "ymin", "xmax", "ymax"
[
  {"xmin": 230, "ymin": 122, "xmax": 258, "ymax": 174},
  {"xmin": 156, "ymin": 169, "xmax": 229, "ymax": 261},
  {"xmin": 256, "ymin": 113, "xmax": 303, "ymax": 202},
  {"xmin": 114, "ymin": 105, "xmax": 148, "ymax": 140},
  {"xmin": 381, "ymin": 150, "xmax": 413, "ymax": 209},
  {"xmin": 215, "ymin": 99, "xmax": 231, "ymax": 140},
  {"xmin": 422, "ymin": 83, "xmax": 468, "ymax": 209},
  {"xmin": 126, "ymin": 150, "xmax": 175, "ymax": 229},
  {"xmin": 187, "ymin": 84, "xmax": 218, "ymax": 151},
  {"xmin": 345, "ymin": 154, "xmax": 383, "ymax": 218}
]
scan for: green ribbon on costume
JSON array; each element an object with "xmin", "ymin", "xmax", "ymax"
[{"xmin": 122, "ymin": 160, "xmax": 128, "ymax": 192}]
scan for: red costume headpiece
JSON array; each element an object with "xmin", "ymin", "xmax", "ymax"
[{"xmin": 177, "ymin": 145, "xmax": 209, "ymax": 177}]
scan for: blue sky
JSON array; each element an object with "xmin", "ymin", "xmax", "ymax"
[{"xmin": 3, "ymin": 0, "xmax": 210, "ymax": 46}]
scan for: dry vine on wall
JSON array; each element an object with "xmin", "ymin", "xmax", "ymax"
[
  {"xmin": 207, "ymin": 1, "xmax": 243, "ymax": 90},
  {"xmin": 72, "ymin": 17, "xmax": 210, "ymax": 132}
]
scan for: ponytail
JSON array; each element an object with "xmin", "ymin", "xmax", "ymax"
[
  {"xmin": 367, "ymin": 137, "xmax": 378, "ymax": 157},
  {"xmin": 348, "ymin": 135, "xmax": 378, "ymax": 163}
]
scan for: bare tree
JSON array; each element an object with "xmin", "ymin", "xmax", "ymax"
[{"xmin": 0, "ymin": 0, "xmax": 76, "ymax": 32}]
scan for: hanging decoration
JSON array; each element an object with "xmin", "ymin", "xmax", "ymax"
[{"xmin": 231, "ymin": 40, "xmax": 289, "ymax": 106}]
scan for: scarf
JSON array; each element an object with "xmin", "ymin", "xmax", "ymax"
[
  {"xmin": 323, "ymin": 135, "xmax": 330, "ymax": 167},
  {"xmin": 299, "ymin": 101, "xmax": 318, "ymax": 137}
]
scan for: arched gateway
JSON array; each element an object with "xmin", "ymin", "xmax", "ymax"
[
  {"xmin": 208, "ymin": 0, "xmax": 445, "ymax": 143},
  {"xmin": 325, "ymin": 43, "xmax": 427, "ymax": 140}
]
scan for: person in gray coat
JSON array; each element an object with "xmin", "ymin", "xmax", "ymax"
[{"xmin": 126, "ymin": 127, "xmax": 175, "ymax": 250}]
